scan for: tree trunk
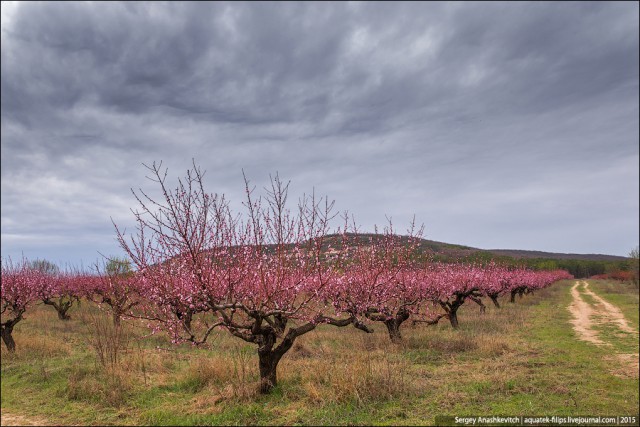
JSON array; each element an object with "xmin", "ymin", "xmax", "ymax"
[
  {"xmin": 384, "ymin": 309, "xmax": 410, "ymax": 343},
  {"xmin": 44, "ymin": 299, "xmax": 72, "ymax": 321},
  {"xmin": 257, "ymin": 337, "xmax": 294, "ymax": 393},
  {"xmin": 258, "ymin": 350, "xmax": 279, "ymax": 393},
  {"xmin": 57, "ymin": 307, "xmax": 71, "ymax": 321},
  {"xmin": 489, "ymin": 295, "xmax": 500, "ymax": 308},
  {"xmin": 249, "ymin": 314, "xmax": 367, "ymax": 394},
  {"xmin": 1, "ymin": 326, "xmax": 16, "ymax": 353},
  {"xmin": 448, "ymin": 309, "xmax": 459, "ymax": 329},
  {"xmin": 385, "ymin": 320, "xmax": 402, "ymax": 343},
  {"xmin": 510, "ymin": 290, "xmax": 517, "ymax": 303}
]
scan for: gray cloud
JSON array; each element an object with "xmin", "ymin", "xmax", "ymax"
[{"xmin": 1, "ymin": 1, "xmax": 638, "ymax": 265}]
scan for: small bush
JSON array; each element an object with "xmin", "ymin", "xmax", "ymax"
[{"xmin": 82, "ymin": 311, "xmax": 131, "ymax": 371}]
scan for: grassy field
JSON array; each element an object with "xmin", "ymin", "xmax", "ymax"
[{"xmin": 1, "ymin": 279, "xmax": 638, "ymax": 426}]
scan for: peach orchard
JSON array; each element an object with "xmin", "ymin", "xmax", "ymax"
[{"xmin": 1, "ymin": 162, "xmax": 572, "ymax": 393}]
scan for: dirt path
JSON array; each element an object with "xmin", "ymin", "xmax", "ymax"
[
  {"xmin": 0, "ymin": 410, "xmax": 49, "ymax": 426},
  {"xmin": 568, "ymin": 281, "xmax": 606, "ymax": 345},
  {"xmin": 567, "ymin": 280, "xmax": 639, "ymax": 378}
]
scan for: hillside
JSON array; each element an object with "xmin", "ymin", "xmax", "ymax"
[
  {"xmin": 160, "ymin": 234, "xmax": 629, "ymax": 279},
  {"xmin": 320, "ymin": 233, "xmax": 629, "ymax": 262}
]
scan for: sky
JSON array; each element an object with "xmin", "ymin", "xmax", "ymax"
[{"xmin": 1, "ymin": 1, "xmax": 638, "ymax": 267}]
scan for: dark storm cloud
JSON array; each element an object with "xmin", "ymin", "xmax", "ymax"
[{"xmin": 1, "ymin": 1, "xmax": 638, "ymax": 264}]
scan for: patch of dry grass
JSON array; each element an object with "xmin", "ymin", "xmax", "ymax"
[{"xmin": 66, "ymin": 364, "xmax": 134, "ymax": 407}]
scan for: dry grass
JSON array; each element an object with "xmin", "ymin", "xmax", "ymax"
[
  {"xmin": 2, "ymin": 282, "xmax": 638, "ymax": 425},
  {"xmin": 2, "ymin": 334, "xmax": 71, "ymax": 361},
  {"xmin": 2, "ymin": 297, "xmax": 528, "ymax": 405},
  {"xmin": 66, "ymin": 364, "xmax": 134, "ymax": 407}
]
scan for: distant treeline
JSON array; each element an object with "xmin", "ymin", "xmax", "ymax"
[{"xmin": 432, "ymin": 251, "xmax": 632, "ymax": 279}]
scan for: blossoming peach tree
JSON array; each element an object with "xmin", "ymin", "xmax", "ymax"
[
  {"xmin": 114, "ymin": 162, "xmax": 371, "ymax": 392},
  {"xmin": 1, "ymin": 259, "xmax": 42, "ymax": 352}
]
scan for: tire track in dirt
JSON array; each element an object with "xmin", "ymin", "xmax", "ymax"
[
  {"xmin": 581, "ymin": 283, "xmax": 638, "ymax": 335},
  {"xmin": 568, "ymin": 281, "xmax": 606, "ymax": 345},
  {"xmin": 567, "ymin": 280, "xmax": 639, "ymax": 378}
]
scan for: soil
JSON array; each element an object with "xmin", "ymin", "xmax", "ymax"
[{"xmin": 0, "ymin": 411, "xmax": 49, "ymax": 426}]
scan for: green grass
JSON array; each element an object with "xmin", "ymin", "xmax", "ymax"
[
  {"xmin": 1, "ymin": 280, "xmax": 638, "ymax": 426},
  {"xmin": 574, "ymin": 280, "xmax": 639, "ymax": 353},
  {"xmin": 588, "ymin": 280, "xmax": 639, "ymax": 330}
]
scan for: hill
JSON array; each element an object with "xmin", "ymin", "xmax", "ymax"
[
  {"xmin": 316, "ymin": 233, "xmax": 631, "ymax": 278},
  {"xmin": 320, "ymin": 233, "xmax": 629, "ymax": 262}
]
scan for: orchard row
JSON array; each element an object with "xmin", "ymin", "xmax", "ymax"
[{"xmin": 1, "ymin": 163, "xmax": 573, "ymax": 392}]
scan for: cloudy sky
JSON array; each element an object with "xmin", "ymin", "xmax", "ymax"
[{"xmin": 1, "ymin": 1, "xmax": 638, "ymax": 266}]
